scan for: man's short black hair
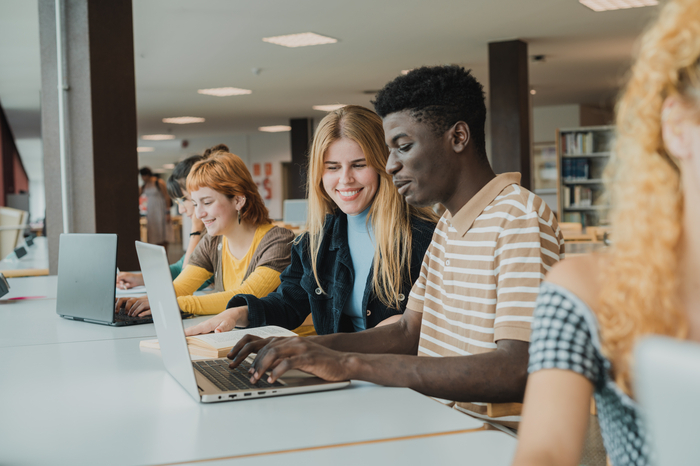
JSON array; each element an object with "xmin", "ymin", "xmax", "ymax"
[{"xmin": 372, "ymin": 65, "xmax": 487, "ymax": 159}]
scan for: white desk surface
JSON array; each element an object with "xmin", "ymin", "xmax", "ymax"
[
  {"xmin": 0, "ymin": 338, "xmax": 484, "ymax": 466},
  {"xmin": 176, "ymin": 430, "xmax": 517, "ymax": 466},
  {"xmin": 0, "ymin": 275, "xmax": 210, "ymax": 348},
  {"xmin": 5, "ymin": 274, "xmax": 57, "ymax": 299}
]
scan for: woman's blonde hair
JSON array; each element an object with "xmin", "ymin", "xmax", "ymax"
[
  {"xmin": 599, "ymin": 0, "xmax": 700, "ymax": 394},
  {"xmin": 187, "ymin": 151, "xmax": 271, "ymax": 226},
  {"xmin": 305, "ymin": 105, "xmax": 437, "ymax": 309}
]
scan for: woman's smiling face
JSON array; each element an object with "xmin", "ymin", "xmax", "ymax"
[
  {"xmin": 190, "ymin": 186, "xmax": 238, "ymax": 236},
  {"xmin": 322, "ymin": 138, "xmax": 379, "ymax": 216}
]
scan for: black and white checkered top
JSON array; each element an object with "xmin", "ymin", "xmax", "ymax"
[{"xmin": 529, "ymin": 281, "xmax": 651, "ymax": 466}]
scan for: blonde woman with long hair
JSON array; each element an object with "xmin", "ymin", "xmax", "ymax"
[
  {"xmin": 513, "ymin": 1, "xmax": 700, "ymax": 465},
  {"xmin": 186, "ymin": 105, "xmax": 437, "ymax": 336}
]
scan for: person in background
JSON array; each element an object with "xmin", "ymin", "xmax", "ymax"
[
  {"xmin": 139, "ymin": 167, "xmax": 171, "ymax": 253},
  {"xmin": 512, "ymin": 1, "xmax": 700, "ymax": 465},
  {"xmin": 117, "ymin": 153, "xmax": 215, "ymax": 290},
  {"xmin": 185, "ymin": 105, "xmax": 437, "ymax": 336},
  {"xmin": 119, "ymin": 151, "xmax": 295, "ymax": 316},
  {"xmin": 202, "ymin": 67, "xmax": 564, "ymax": 430},
  {"xmin": 118, "ymin": 144, "xmax": 229, "ymax": 290}
]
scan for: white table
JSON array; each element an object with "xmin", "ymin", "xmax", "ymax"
[
  {"xmin": 0, "ymin": 337, "xmax": 485, "ymax": 466},
  {"xmin": 0, "ymin": 276, "xmax": 519, "ymax": 466},
  {"xmin": 176, "ymin": 431, "xmax": 517, "ymax": 466},
  {"xmin": 0, "ymin": 275, "xmax": 209, "ymax": 347}
]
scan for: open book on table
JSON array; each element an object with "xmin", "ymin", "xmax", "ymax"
[{"xmin": 139, "ymin": 325, "xmax": 296, "ymax": 358}]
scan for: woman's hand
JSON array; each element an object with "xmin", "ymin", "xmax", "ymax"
[
  {"xmin": 191, "ymin": 214, "xmax": 205, "ymax": 234},
  {"xmin": 115, "ymin": 296, "xmax": 152, "ymax": 317},
  {"xmin": 184, "ymin": 306, "xmax": 249, "ymax": 336},
  {"xmin": 116, "ymin": 272, "xmax": 144, "ymax": 290}
]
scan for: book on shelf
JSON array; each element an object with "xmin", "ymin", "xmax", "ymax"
[
  {"xmin": 564, "ymin": 186, "xmax": 596, "ymax": 208},
  {"xmin": 561, "ymin": 130, "xmax": 613, "ymax": 155},
  {"xmin": 139, "ymin": 325, "xmax": 297, "ymax": 358},
  {"xmin": 562, "ymin": 158, "xmax": 590, "ymax": 181},
  {"xmin": 562, "ymin": 132, "xmax": 594, "ymax": 155}
]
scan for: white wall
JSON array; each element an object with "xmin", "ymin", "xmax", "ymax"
[
  {"xmin": 139, "ymin": 131, "xmax": 292, "ymax": 220},
  {"xmin": 532, "ymin": 104, "xmax": 580, "ymax": 143}
]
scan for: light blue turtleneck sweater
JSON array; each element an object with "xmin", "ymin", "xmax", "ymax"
[{"xmin": 343, "ymin": 207, "xmax": 375, "ymax": 331}]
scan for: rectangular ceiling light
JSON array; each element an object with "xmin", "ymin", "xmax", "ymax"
[
  {"xmin": 137, "ymin": 147, "xmax": 155, "ymax": 152},
  {"xmin": 262, "ymin": 32, "xmax": 337, "ymax": 48},
  {"xmin": 579, "ymin": 0, "xmax": 657, "ymax": 11},
  {"xmin": 312, "ymin": 104, "xmax": 346, "ymax": 112},
  {"xmin": 162, "ymin": 116, "xmax": 205, "ymax": 124},
  {"xmin": 141, "ymin": 134, "xmax": 175, "ymax": 141},
  {"xmin": 162, "ymin": 163, "xmax": 175, "ymax": 169},
  {"xmin": 259, "ymin": 125, "xmax": 292, "ymax": 132},
  {"xmin": 198, "ymin": 87, "xmax": 252, "ymax": 97}
]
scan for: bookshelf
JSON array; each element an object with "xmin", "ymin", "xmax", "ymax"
[{"xmin": 556, "ymin": 125, "xmax": 614, "ymax": 228}]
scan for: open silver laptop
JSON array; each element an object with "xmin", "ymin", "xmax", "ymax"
[
  {"xmin": 135, "ymin": 241, "xmax": 349, "ymax": 403},
  {"xmin": 635, "ymin": 336, "xmax": 700, "ymax": 466},
  {"xmin": 56, "ymin": 234, "xmax": 153, "ymax": 326}
]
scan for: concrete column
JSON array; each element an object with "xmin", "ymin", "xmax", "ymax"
[
  {"xmin": 488, "ymin": 39, "xmax": 531, "ymax": 190},
  {"xmin": 38, "ymin": 0, "xmax": 140, "ymax": 272}
]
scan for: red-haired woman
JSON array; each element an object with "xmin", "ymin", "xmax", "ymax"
[{"xmin": 121, "ymin": 151, "xmax": 294, "ymax": 316}]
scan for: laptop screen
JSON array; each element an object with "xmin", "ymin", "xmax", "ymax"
[{"xmin": 56, "ymin": 233, "xmax": 118, "ymax": 321}]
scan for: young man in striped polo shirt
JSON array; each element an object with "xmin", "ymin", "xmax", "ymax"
[{"xmin": 229, "ymin": 65, "xmax": 565, "ymax": 427}]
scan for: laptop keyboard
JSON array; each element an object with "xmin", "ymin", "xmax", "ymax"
[
  {"xmin": 194, "ymin": 359, "xmax": 283, "ymax": 391},
  {"xmin": 114, "ymin": 309, "xmax": 153, "ymax": 324}
]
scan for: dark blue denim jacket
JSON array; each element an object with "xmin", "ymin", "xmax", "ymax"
[{"xmin": 227, "ymin": 213, "xmax": 436, "ymax": 334}]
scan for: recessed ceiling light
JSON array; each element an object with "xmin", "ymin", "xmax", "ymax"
[
  {"xmin": 141, "ymin": 134, "xmax": 175, "ymax": 141},
  {"xmin": 152, "ymin": 168, "xmax": 166, "ymax": 174},
  {"xmin": 401, "ymin": 69, "xmax": 413, "ymax": 75},
  {"xmin": 312, "ymin": 104, "xmax": 346, "ymax": 112},
  {"xmin": 259, "ymin": 125, "xmax": 292, "ymax": 132},
  {"xmin": 530, "ymin": 89, "xmax": 537, "ymax": 95},
  {"xmin": 198, "ymin": 87, "xmax": 252, "ymax": 97},
  {"xmin": 162, "ymin": 116, "xmax": 205, "ymax": 124},
  {"xmin": 162, "ymin": 163, "xmax": 175, "ymax": 169},
  {"xmin": 137, "ymin": 147, "xmax": 155, "ymax": 152},
  {"xmin": 262, "ymin": 32, "xmax": 337, "ymax": 48},
  {"xmin": 579, "ymin": 0, "xmax": 657, "ymax": 11}
]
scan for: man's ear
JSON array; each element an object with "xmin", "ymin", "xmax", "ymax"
[
  {"xmin": 449, "ymin": 121, "xmax": 471, "ymax": 154},
  {"xmin": 662, "ymin": 96, "xmax": 692, "ymax": 161}
]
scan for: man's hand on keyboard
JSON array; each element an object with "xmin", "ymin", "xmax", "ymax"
[{"xmin": 229, "ymin": 336, "xmax": 351, "ymax": 384}]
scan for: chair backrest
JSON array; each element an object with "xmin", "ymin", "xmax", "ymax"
[{"xmin": 0, "ymin": 207, "xmax": 27, "ymax": 258}]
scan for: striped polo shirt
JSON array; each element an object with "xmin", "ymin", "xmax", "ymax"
[{"xmin": 406, "ymin": 172, "xmax": 565, "ymax": 423}]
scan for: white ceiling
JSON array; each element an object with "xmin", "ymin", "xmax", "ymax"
[{"xmin": 0, "ymin": 0, "xmax": 658, "ymax": 170}]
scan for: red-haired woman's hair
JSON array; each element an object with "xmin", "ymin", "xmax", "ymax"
[{"xmin": 186, "ymin": 151, "xmax": 270, "ymax": 226}]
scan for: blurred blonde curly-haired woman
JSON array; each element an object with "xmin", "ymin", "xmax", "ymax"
[{"xmin": 513, "ymin": 1, "xmax": 700, "ymax": 465}]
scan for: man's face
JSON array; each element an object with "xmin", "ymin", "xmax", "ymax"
[{"xmin": 383, "ymin": 110, "xmax": 452, "ymax": 207}]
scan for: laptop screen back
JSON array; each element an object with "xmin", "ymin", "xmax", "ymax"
[
  {"xmin": 635, "ymin": 336, "xmax": 700, "ymax": 466},
  {"xmin": 56, "ymin": 233, "xmax": 118, "ymax": 321},
  {"xmin": 135, "ymin": 241, "xmax": 200, "ymax": 400}
]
